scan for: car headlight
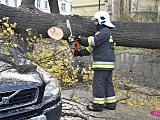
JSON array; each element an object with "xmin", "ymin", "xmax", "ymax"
[{"xmin": 43, "ymin": 78, "xmax": 60, "ymax": 101}]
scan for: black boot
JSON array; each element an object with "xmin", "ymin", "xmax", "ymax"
[
  {"xmin": 86, "ymin": 104, "xmax": 104, "ymax": 112},
  {"xmin": 104, "ymin": 102, "xmax": 117, "ymax": 110}
]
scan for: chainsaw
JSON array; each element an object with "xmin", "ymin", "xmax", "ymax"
[{"xmin": 66, "ymin": 19, "xmax": 81, "ymax": 56}]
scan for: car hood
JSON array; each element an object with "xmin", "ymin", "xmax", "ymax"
[{"xmin": 0, "ymin": 61, "xmax": 54, "ymax": 87}]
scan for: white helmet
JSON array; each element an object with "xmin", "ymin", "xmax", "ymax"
[{"xmin": 91, "ymin": 11, "xmax": 115, "ymax": 28}]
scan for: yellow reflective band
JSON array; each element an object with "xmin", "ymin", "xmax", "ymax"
[
  {"xmin": 88, "ymin": 37, "xmax": 92, "ymax": 46},
  {"xmin": 109, "ymin": 38, "xmax": 113, "ymax": 43},
  {"xmin": 92, "ymin": 64, "xmax": 114, "ymax": 69},
  {"xmin": 93, "ymin": 61, "xmax": 114, "ymax": 65},
  {"xmin": 106, "ymin": 99, "xmax": 117, "ymax": 103},
  {"xmin": 93, "ymin": 100, "xmax": 105, "ymax": 104},
  {"xmin": 86, "ymin": 47, "xmax": 92, "ymax": 54}
]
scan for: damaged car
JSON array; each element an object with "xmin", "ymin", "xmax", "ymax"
[{"xmin": 0, "ymin": 36, "xmax": 62, "ymax": 120}]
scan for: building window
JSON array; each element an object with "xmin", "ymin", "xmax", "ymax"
[
  {"xmin": 44, "ymin": 1, "xmax": 48, "ymax": 9},
  {"xmin": 14, "ymin": 0, "xmax": 17, "ymax": 7},
  {"xmin": 37, "ymin": 0, "xmax": 41, "ymax": 8},
  {"xmin": 61, "ymin": 3, "xmax": 66, "ymax": 12},
  {"xmin": 5, "ymin": 0, "xmax": 8, "ymax": 5}
]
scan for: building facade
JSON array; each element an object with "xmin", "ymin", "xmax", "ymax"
[
  {"xmin": 72, "ymin": 0, "xmax": 160, "ymax": 22},
  {"xmin": 109, "ymin": 0, "xmax": 160, "ymax": 22},
  {"xmin": 0, "ymin": 0, "xmax": 72, "ymax": 15},
  {"xmin": 72, "ymin": 0, "xmax": 106, "ymax": 16},
  {"xmin": 59, "ymin": 0, "xmax": 72, "ymax": 15}
]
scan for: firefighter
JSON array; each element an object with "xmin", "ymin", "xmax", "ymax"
[{"xmin": 74, "ymin": 11, "xmax": 117, "ymax": 112}]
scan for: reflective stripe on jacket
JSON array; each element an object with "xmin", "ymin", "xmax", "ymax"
[{"xmin": 79, "ymin": 27, "xmax": 115, "ymax": 70}]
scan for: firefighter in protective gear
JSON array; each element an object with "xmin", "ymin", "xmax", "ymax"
[{"xmin": 74, "ymin": 11, "xmax": 117, "ymax": 112}]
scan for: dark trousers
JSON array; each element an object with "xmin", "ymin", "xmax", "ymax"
[{"xmin": 92, "ymin": 70, "xmax": 116, "ymax": 99}]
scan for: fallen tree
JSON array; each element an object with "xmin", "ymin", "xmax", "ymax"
[{"xmin": 0, "ymin": 4, "xmax": 160, "ymax": 49}]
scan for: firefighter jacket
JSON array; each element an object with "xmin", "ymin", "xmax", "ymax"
[{"xmin": 78, "ymin": 25, "xmax": 115, "ymax": 70}]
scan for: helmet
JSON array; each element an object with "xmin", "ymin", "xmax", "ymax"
[{"xmin": 91, "ymin": 11, "xmax": 115, "ymax": 28}]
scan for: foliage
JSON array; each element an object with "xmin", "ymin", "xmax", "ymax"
[
  {"xmin": 0, "ymin": 16, "xmax": 93, "ymax": 88},
  {"xmin": 0, "ymin": 17, "xmax": 18, "ymax": 54},
  {"xmin": 0, "ymin": 17, "xmax": 17, "ymax": 37},
  {"xmin": 27, "ymin": 39, "xmax": 93, "ymax": 88}
]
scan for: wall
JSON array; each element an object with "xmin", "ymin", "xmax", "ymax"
[
  {"xmin": 72, "ymin": 0, "xmax": 160, "ymax": 21},
  {"xmin": 0, "ymin": 0, "xmax": 21, "ymax": 7},
  {"xmin": 74, "ymin": 51, "xmax": 160, "ymax": 90},
  {"xmin": 35, "ymin": 0, "xmax": 50, "ymax": 13},
  {"xmin": 115, "ymin": 51, "xmax": 160, "ymax": 90},
  {"xmin": 72, "ymin": 0, "xmax": 106, "ymax": 16},
  {"xmin": 0, "ymin": 0, "xmax": 50, "ymax": 12},
  {"xmin": 141, "ymin": 0, "xmax": 160, "ymax": 10},
  {"xmin": 59, "ymin": 0, "xmax": 72, "ymax": 15}
]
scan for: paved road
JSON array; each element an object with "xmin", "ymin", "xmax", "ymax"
[{"xmin": 61, "ymin": 83, "xmax": 160, "ymax": 120}]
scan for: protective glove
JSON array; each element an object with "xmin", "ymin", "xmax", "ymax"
[
  {"xmin": 74, "ymin": 50, "xmax": 81, "ymax": 56},
  {"xmin": 79, "ymin": 37, "xmax": 88, "ymax": 46}
]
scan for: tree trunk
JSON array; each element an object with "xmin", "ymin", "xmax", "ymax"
[
  {"xmin": 112, "ymin": 22, "xmax": 160, "ymax": 49},
  {"xmin": 48, "ymin": 0, "xmax": 60, "ymax": 14},
  {"xmin": 0, "ymin": 4, "xmax": 95, "ymax": 38},
  {"xmin": 20, "ymin": 0, "xmax": 35, "ymax": 9},
  {"xmin": 0, "ymin": 4, "xmax": 160, "ymax": 49}
]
